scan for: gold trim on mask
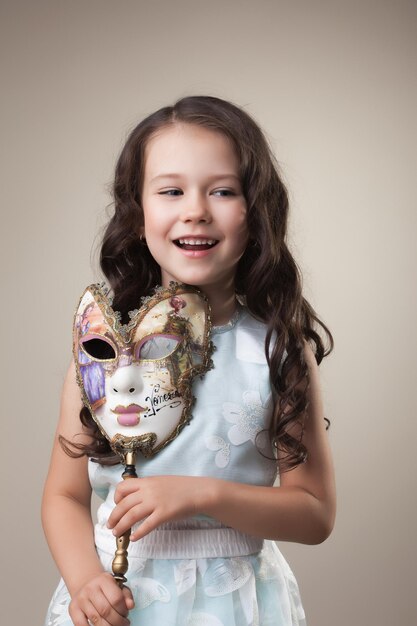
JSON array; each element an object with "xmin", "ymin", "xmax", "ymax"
[{"xmin": 112, "ymin": 432, "xmax": 158, "ymax": 462}]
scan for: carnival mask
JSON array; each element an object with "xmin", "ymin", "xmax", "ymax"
[{"xmin": 73, "ymin": 283, "xmax": 213, "ymax": 460}]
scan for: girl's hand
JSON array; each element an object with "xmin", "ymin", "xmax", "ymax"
[
  {"xmin": 107, "ymin": 476, "xmax": 210, "ymax": 541},
  {"xmin": 69, "ymin": 572, "xmax": 135, "ymax": 626}
]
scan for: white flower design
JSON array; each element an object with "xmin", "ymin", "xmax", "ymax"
[
  {"xmin": 257, "ymin": 548, "xmax": 281, "ymax": 581},
  {"xmin": 223, "ymin": 390, "xmax": 268, "ymax": 446},
  {"xmin": 238, "ymin": 575, "xmax": 259, "ymax": 625},
  {"xmin": 206, "ymin": 435, "xmax": 230, "ymax": 468},
  {"xmin": 188, "ymin": 613, "xmax": 225, "ymax": 626},
  {"xmin": 202, "ymin": 558, "xmax": 252, "ymax": 596},
  {"xmin": 130, "ymin": 577, "xmax": 171, "ymax": 609},
  {"xmin": 174, "ymin": 560, "xmax": 196, "ymax": 595}
]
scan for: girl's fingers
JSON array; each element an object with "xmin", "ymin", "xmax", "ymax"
[
  {"xmin": 110, "ymin": 501, "xmax": 161, "ymax": 541},
  {"xmin": 114, "ymin": 478, "xmax": 141, "ymax": 503},
  {"xmin": 122, "ymin": 586, "xmax": 135, "ymax": 610},
  {"xmin": 68, "ymin": 605, "xmax": 91, "ymax": 626},
  {"xmin": 69, "ymin": 573, "xmax": 133, "ymax": 626},
  {"xmin": 100, "ymin": 574, "xmax": 134, "ymax": 614},
  {"xmin": 85, "ymin": 598, "xmax": 109, "ymax": 625},
  {"xmin": 71, "ymin": 598, "xmax": 114, "ymax": 626},
  {"xmin": 110, "ymin": 504, "xmax": 150, "ymax": 537},
  {"xmin": 130, "ymin": 511, "xmax": 161, "ymax": 541},
  {"xmin": 108, "ymin": 493, "xmax": 144, "ymax": 528},
  {"xmin": 88, "ymin": 591, "xmax": 131, "ymax": 626}
]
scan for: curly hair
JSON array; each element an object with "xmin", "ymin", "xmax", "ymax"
[{"xmin": 64, "ymin": 95, "xmax": 333, "ymax": 470}]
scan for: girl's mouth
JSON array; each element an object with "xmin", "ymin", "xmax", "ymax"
[{"xmin": 174, "ymin": 238, "xmax": 218, "ymax": 251}]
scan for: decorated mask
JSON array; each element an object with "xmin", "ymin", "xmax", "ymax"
[{"xmin": 73, "ymin": 283, "xmax": 213, "ymax": 460}]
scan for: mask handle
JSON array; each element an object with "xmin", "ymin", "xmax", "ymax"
[{"xmin": 111, "ymin": 450, "xmax": 138, "ymax": 588}]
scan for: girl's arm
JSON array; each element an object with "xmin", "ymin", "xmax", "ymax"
[
  {"xmin": 42, "ymin": 361, "xmax": 134, "ymax": 626},
  {"xmin": 204, "ymin": 341, "xmax": 336, "ymax": 544},
  {"xmin": 108, "ymin": 344, "xmax": 336, "ymax": 545}
]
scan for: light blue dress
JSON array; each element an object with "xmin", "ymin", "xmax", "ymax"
[{"xmin": 45, "ymin": 308, "xmax": 306, "ymax": 626}]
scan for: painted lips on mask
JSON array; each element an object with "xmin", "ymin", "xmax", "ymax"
[{"xmin": 112, "ymin": 404, "xmax": 146, "ymax": 427}]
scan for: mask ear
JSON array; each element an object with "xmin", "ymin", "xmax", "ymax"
[
  {"xmin": 131, "ymin": 287, "xmax": 213, "ymax": 391},
  {"xmin": 168, "ymin": 290, "xmax": 212, "ymax": 375}
]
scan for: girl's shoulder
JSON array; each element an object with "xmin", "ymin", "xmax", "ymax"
[
  {"xmin": 212, "ymin": 306, "xmax": 269, "ymax": 366},
  {"xmin": 236, "ymin": 308, "xmax": 269, "ymax": 365}
]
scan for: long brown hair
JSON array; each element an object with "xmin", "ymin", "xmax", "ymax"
[{"xmin": 64, "ymin": 96, "xmax": 333, "ymax": 469}]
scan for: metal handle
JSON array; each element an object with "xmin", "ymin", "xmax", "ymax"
[{"xmin": 111, "ymin": 451, "xmax": 138, "ymax": 588}]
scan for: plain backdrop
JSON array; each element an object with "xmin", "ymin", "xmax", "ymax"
[{"xmin": 1, "ymin": 1, "xmax": 416, "ymax": 624}]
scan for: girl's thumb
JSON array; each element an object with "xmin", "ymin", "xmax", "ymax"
[{"xmin": 123, "ymin": 585, "xmax": 135, "ymax": 609}]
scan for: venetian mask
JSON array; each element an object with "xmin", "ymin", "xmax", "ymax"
[{"xmin": 73, "ymin": 283, "xmax": 213, "ymax": 460}]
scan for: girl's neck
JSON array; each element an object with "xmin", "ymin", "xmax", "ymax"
[
  {"xmin": 200, "ymin": 285, "xmax": 238, "ymax": 326},
  {"xmin": 160, "ymin": 272, "xmax": 238, "ymax": 326}
]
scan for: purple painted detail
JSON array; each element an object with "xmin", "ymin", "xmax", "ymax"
[
  {"xmin": 79, "ymin": 354, "xmax": 105, "ymax": 405},
  {"xmin": 78, "ymin": 350, "xmax": 91, "ymax": 365}
]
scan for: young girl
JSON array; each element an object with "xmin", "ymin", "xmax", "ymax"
[{"xmin": 42, "ymin": 95, "xmax": 335, "ymax": 626}]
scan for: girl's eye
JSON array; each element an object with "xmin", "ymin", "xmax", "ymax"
[
  {"xmin": 159, "ymin": 189, "xmax": 183, "ymax": 196},
  {"xmin": 211, "ymin": 189, "xmax": 236, "ymax": 197}
]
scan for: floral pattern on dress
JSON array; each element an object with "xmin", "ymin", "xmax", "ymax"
[
  {"xmin": 223, "ymin": 390, "xmax": 268, "ymax": 446},
  {"xmin": 174, "ymin": 560, "xmax": 197, "ymax": 596},
  {"xmin": 130, "ymin": 577, "xmax": 171, "ymax": 609},
  {"xmin": 206, "ymin": 391, "xmax": 275, "ymax": 476},
  {"xmin": 205, "ymin": 435, "xmax": 231, "ymax": 468},
  {"xmin": 202, "ymin": 558, "xmax": 252, "ymax": 596},
  {"xmin": 44, "ymin": 545, "xmax": 306, "ymax": 626}
]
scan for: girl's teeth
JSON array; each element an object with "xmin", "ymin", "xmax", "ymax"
[{"xmin": 178, "ymin": 239, "xmax": 215, "ymax": 245}]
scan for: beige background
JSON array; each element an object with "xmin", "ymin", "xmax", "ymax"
[{"xmin": 1, "ymin": 1, "xmax": 416, "ymax": 624}]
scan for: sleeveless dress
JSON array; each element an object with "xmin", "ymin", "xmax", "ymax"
[{"xmin": 45, "ymin": 308, "xmax": 306, "ymax": 626}]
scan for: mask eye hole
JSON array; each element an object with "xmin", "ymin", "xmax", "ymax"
[
  {"xmin": 80, "ymin": 335, "xmax": 117, "ymax": 361},
  {"xmin": 136, "ymin": 334, "xmax": 182, "ymax": 360}
]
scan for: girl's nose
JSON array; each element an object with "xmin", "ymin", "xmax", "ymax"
[{"xmin": 180, "ymin": 192, "xmax": 212, "ymax": 223}]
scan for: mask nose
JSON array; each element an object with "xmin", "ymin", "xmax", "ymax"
[{"xmin": 107, "ymin": 365, "xmax": 143, "ymax": 400}]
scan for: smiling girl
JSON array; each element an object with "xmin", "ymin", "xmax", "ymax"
[{"xmin": 43, "ymin": 96, "xmax": 335, "ymax": 626}]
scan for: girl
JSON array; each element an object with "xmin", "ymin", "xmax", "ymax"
[{"xmin": 42, "ymin": 95, "xmax": 336, "ymax": 626}]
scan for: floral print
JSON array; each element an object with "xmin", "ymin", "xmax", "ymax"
[
  {"xmin": 205, "ymin": 435, "xmax": 231, "ymax": 468},
  {"xmin": 206, "ymin": 390, "xmax": 274, "ymax": 472},
  {"xmin": 223, "ymin": 390, "xmax": 269, "ymax": 446},
  {"xmin": 44, "ymin": 543, "xmax": 305, "ymax": 626}
]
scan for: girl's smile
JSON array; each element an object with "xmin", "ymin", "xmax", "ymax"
[
  {"xmin": 141, "ymin": 123, "xmax": 249, "ymax": 300},
  {"xmin": 174, "ymin": 236, "xmax": 218, "ymax": 253}
]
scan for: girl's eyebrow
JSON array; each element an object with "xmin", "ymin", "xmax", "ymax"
[{"xmin": 150, "ymin": 173, "xmax": 241, "ymax": 184}]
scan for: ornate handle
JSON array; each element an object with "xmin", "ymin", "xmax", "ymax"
[{"xmin": 111, "ymin": 451, "xmax": 138, "ymax": 588}]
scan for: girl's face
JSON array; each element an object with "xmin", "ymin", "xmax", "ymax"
[{"xmin": 141, "ymin": 123, "xmax": 248, "ymax": 296}]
